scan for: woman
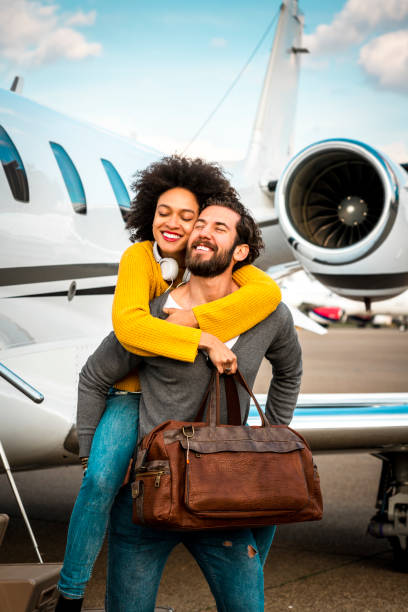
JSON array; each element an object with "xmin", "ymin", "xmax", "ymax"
[{"xmin": 56, "ymin": 156, "xmax": 281, "ymax": 610}]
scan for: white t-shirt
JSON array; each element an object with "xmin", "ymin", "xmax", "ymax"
[{"xmin": 165, "ymin": 294, "xmax": 239, "ymax": 349}]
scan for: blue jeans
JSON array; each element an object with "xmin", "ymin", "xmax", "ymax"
[
  {"xmin": 58, "ymin": 391, "xmax": 140, "ymax": 599},
  {"xmin": 106, "ymin": 484, "xmax": 276, "ymax": 612}
]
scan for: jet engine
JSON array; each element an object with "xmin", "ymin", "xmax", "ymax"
[{"xmin": 275, "ymin": 139, "xmax": 408, "ymax": 303}]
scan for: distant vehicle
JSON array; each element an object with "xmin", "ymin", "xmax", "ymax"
[
  {"xmin": 307, "ymin": 306, "xmax": 346, "ymax": 327},
  {"xmin": 281, "ymin": 270, "xmax": 408, "ymax": 330}
]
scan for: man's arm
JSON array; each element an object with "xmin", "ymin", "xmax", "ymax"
[
  {"xmin": 77, "ymin": 331, "xmax": 142, "ymax": 457},
  {"xmin": 264, "ymin": 304, "xmax": 302, "ymax": 425}
]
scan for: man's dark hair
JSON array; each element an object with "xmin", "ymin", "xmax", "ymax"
[
  {"xmin": 126, "ymin": 155, "xmax": 236, "ymax": 242},
  {"xmin": 202, "ymin": 196, "xmax": 265, "ymax": 270}
]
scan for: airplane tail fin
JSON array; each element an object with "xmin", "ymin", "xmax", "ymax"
[{"xmin": 244, "ymin": 0, "xmax": 306, "ymax": 190}]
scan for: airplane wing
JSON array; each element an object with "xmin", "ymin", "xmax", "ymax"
[
  {"xmin": 249, "ymin": 393, "xmax": 408, "ymax": 451},
  {"xmin": 265, "ymin": 262, "xmax": 328, "ymax": 334},
  {"xmin": 265, "ymin": 261, "xmax": 302, "ymax": 282},
  {"xmin": 286, "ymin": 304, "xmax": 327, "ymax": 335}
]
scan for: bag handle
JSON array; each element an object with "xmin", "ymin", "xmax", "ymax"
[
  {"xmin": 200, "ymin": 369, "xmax": 270, "ymax": 428},
  {"xmin": 231, "ymin": 370, "xmax": 269, "ymax": 427},
  {"xmin": 194, "ymin": 369, "xmax": 241, "ymax": 425},
  {"xmin": 194, "ymin": 369, "xmax": 215, "ymax": 423},
  {"xmin": 223, "ymin": 375, "xmax": 244, "ymax": 425}
]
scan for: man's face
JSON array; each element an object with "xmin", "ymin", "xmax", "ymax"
[{"xmin": 185, "ymin": 205, "xmax": 243, "ymax": 278}]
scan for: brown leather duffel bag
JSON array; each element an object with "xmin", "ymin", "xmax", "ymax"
[{"xmin": 132, "ymin": 369, "xmax": 323, "ymax": 530}]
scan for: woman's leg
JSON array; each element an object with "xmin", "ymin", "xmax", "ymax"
[{"xmin": 58, "ymin": 392, "xmax": 140, "ymax": 599}]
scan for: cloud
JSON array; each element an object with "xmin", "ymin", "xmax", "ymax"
[
  {"xmin": 65, "ymin": 10, "xmax": 97, "ymax": 27},
  {"xmin": 0, "ymin": 0, "xmax": 101, "ymax": 68},
  {"xmin": 304, "ymin": 0, "xmax": 408, "ymax": 54},
  {"xmin": 380, "ymin": 140, "xmax": 408, "ymax": 163},
  {"xmin": 359, "ymin": 30, "xmax": 408, "ymax": 92},
  {"xmin": 134, "ymin": 133, "xmax": 245, "ymax": 162},
  {"xmin": 301, "ymin": 56, "xmax": 329, "ymax": 71},
  {"xmin": 210, "ymin": 37, "xmax": 227, "ymax": 48}
]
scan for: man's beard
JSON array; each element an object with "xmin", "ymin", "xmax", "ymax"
[{"xmin": 185, "ymin": 240, "xmax": 236, "ymax": 278}]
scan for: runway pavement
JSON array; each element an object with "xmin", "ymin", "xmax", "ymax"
[{"xmin": 1, "ymin": 328, "xmax": 408, "ymax": 610}]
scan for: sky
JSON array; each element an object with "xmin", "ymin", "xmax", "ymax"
[{"xmin": 1, "ymin": 0, "xmax": 408, "ymax": 164}]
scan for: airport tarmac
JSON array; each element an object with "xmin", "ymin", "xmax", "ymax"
[{"xmin": 1, "ymin": 328, "xmax": 408, "ymax": 610}]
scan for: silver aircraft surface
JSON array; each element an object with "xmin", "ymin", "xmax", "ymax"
[
  {"xmin": 1, "ymin": 0, "xmax": 407, "ymax": 567},
  {"xmin": 279, "ymin": 271, "xmax": 408, "ymax": 328}
]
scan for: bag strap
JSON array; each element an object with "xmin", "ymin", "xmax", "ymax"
[
  {"xmin": 232, "ymin": 369, "xmax": 269, "ymax": 427},
  {"xmin": 223, "ymin": 375, "xmax": 244, "ymax": 425},
  {"xmin": 194, "ymin": 369, "xmax": 216, "ymax": 422},
  {"xmin": 214, "ymin": 369, "xmax": 221, "ymax": 425},
  {"xmin": 194, "ymin": 369, "xmax": 241, "ymax": 425},
  {"xmin": 203, "ymin": 371, "xmax": 221, "ymax": 426},
  {"xmin": 205, "ymin": 369, "xmax": 269, "ymax": 427}
]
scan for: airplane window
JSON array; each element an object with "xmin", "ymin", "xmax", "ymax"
[
  {"xmin": 0, "ymin": 125, "xmax": 29, "ymax": 202},
  {"xmin": 50, "ymin": 142, "xmax": 87, "ymax": 214},
  {"xmin": 101, "ymin": 158, "xmax": 131, "ymax": 221}
]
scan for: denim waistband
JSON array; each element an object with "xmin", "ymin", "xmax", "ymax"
[{"xmin": 108, "ymin": 388, "xmax": 142, "ymax": 396}]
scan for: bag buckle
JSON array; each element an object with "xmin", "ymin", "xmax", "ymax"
[
  {"xmin": 182, "ymin": 426, "xmax": 195, "ymax": 464},
  {"xmin": 182, "ymin": 426, "xmax": 195, "ymax": 438}
]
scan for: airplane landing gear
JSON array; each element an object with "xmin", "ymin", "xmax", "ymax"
[
  {"xmin": 368, "ymin": 446, "xmax": 408, "ymax": 572},
  {"xmin": 389, "ymin": 536, "xmax": 408, "ymax": 573}
]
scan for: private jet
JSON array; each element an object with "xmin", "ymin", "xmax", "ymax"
[{"xmin": 1, "ymin": 0, "xmax": 407, "ymax": 569}]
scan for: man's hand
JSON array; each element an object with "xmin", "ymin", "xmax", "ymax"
[
  {"xmin": 199, "ymin": 332, "xmax": 237, "ymax": 375},
  {"xmin": 163, "ymin": 308, "xmax": 199, "ymax": 328},
  {"xmin": 80, "ymin": 457, "xmax": 88, "ymax": 472}
]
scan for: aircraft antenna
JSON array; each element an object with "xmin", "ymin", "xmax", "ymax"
[
  {"xmin": 10, "ymin": 76, "xmax": 24, "ymax": 94},
  {"xmin": 182, "ymin": 5, "xmax": 281, "ymax": 155}
]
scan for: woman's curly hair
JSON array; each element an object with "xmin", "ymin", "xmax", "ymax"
[
  {"xmin": 126, "ymin": 155, "xmax": 236, "ymax": 241},
  {"xmin": 202, "ymin": 196, "xmax": 265, "ymax": 269}
]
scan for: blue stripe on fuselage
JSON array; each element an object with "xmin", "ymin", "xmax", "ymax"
[{"xmin": 249, "ymin": 404, "xmax": 408, "ymax": 419}]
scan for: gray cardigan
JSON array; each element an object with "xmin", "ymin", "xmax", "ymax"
[{"xmin": 77, "ymin": 296, "xmax": 302, "ymax": 457}]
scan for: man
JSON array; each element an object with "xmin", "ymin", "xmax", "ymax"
[{"xmin": 79, "ymin": 197, "xmax": 302, "ymax": 611}]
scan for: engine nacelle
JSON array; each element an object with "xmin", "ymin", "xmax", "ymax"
[{"xmin": 275, "ymin": 138, "xmax": 408, "ymax": 302}]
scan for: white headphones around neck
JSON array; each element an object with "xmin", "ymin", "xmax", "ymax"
[{"xmin": 153, "ymin": 241, "xmax": 190, "ymax": 284}]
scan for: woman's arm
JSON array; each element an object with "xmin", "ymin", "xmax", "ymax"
[
  {"xmin": 113, "ymin": 245, "xmax": 280, "ymax": 364},
  {"xmin": 191, "ymin": 264, "xmax": 281, "ymax": 342},
  {"xmin": 112, "ymin": 242, "xmax": 202, "ymax": 362},
  {"xmin": 113, "ymin": 242, "xmax": 238, "ymax": 373}
]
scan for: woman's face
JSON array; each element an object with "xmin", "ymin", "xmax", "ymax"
[{"xmin": 152, "ymin": 187, "xmax": 199, "ymax": 263}]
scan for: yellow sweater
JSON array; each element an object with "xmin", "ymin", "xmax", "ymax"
[{"xmin": 112, "ymin": 241, "xmax": 281, "ymax": 391}]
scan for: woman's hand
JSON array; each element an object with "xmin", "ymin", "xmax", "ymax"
[
  {"xmin": 163, "ymin": 308, "xmax": 199, "ymax": 328},
  {"xmin": 199, "ymin": 332, "xmax": 237, "ymax": 374}
]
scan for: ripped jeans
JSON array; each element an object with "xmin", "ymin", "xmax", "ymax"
[
  {"xmin": 106, "ymin": 483, "xmax": 276, "ymax": 612},
  {"xmin": 58, "ymin": 390, "xmax": 140, "ymax": 599}
]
